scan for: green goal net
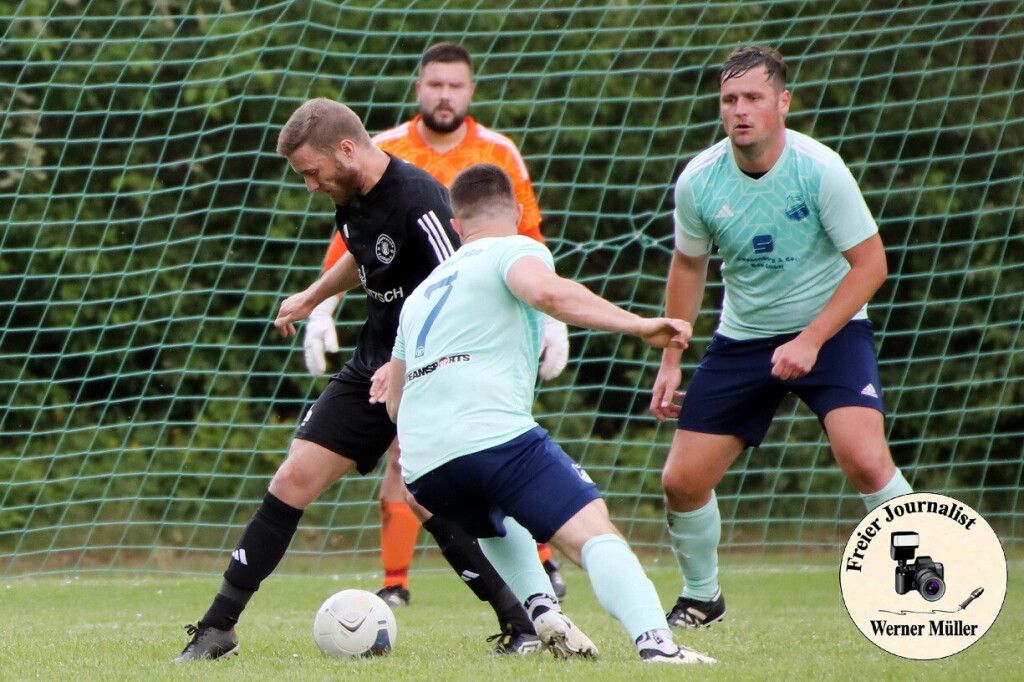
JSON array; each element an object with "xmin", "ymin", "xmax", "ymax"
[{"xmin": 2, "ymin": 0, "xmax": 1022, "ymax": 578}]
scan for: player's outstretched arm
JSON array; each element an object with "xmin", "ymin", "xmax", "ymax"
[
  {"xmin": 505, "ymin": 255, "xmax": 691, "ymax": 348},
  {"xmin": 275, "ymin": 251, "xmax": 360, "ymax": 338}
]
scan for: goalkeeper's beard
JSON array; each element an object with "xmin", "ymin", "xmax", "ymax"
[{"xmin": 421, "ymin": 106, "xmax": 466, "ymax": 134}]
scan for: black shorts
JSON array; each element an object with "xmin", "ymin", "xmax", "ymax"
[{"xmin": 293, "ymin": 372, "xmax": 395, "ymax": 475}]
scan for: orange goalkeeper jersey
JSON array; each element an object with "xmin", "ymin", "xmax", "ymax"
[{"xmin": 322, "ymin": 115, "xmax": 543, "ymax": 270}]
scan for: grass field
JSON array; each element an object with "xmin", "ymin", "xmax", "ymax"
[{"xmin": 2, "ymin": 563, "xmax": 1020, "ymax": 681}]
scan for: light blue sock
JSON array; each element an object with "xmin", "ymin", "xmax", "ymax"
[
  {"xmin": 581, "ymin": 533, "xmax": 667, "ymax": 640},
  {"xmin": 861, "ymin": 468, "xmax": 913, "ymax": 511},
  {"xmin": 477, "ymin": 517, "xmax": 553, "ymax": 604},
  {"xmin": 666, "ymin": 492, "xmax": 721, "ymax": 601}
]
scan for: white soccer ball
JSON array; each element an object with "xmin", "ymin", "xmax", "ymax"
[{"xmin": 312, "ymin": 588, "xmax": 397, "ymax": 658}]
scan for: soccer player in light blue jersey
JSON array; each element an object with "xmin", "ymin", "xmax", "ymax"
[
  {"xmin": 650, "ymin": 46, "xmax": 913, "ymax": 628},
  {"xmin": 386, "ymin": 164, "xmax": 715, "ymax": 664}
]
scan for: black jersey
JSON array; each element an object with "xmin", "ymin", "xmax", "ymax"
[{"xmin": 335, "ymin": 154, "xmax": 460, "ymax": 381}]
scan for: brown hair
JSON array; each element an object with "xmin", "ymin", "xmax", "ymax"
[
  {"xmin": 276, "ymin": 98, "xmax": 372, "ymax": 157},
  {"xmin": 449, "ymin": 163, "xmax": 515, "ymax": 221},
  {"xmin": 420, "ymin": 43, "xmax": 473, "ymax": 74},
  {"xmin": 720, "ymin": 45, "xmax": 787, "ymax": 90}
]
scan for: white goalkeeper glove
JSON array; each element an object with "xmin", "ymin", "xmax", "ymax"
[
  {"xmin": 538, "ymin": 316, "xmax": 570, "ymax": 380},
  {"xmin": 303, "ymin": 295, "xmax": 340, "ymax": 376}
]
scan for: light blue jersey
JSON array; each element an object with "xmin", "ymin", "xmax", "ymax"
[
  {"xmin": 393, "ymin": 235, "xmax": 551, "ymax": 482},
  {"xmin": 674, "ymin": 129, "xmax": 878, "ymax": 339}
]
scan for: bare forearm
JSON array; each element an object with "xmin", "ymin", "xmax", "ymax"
[
  {"xmin": 666, "ymin": 260, "xmax": 705, "ymax": 323},
  {"xmin": 506, "ymin": 257, "xmax": 689, "ymax": 350},
  {"xmin": 800, "ymin": 235, "xmax": 887, "ymax": 347},
  {"xmin": 275, "ymin": 252, "xmax": 360, "ymax": 335},
  {"xmin": 661, "ymin": 250, "xmax": 708, "ymax": 366},
  {"xmin": 532, "ymin": 278, "xmax": 645, "ymax": 335},
  {"xmin": 800, "ymin": 264, "xmax": 885, "ymax": 347},
  {"xmin": 308, "ymin": 252, "xmax": 360, "ymax": 304}
]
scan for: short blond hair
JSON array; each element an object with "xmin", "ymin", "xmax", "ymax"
[{"xmin": 276, "ymin": 98, "xmax": 372, "ymax": 156}]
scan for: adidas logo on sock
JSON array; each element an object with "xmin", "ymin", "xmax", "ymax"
[
  {"xmin": 861, "ymin": 383, "xmax": 878, "ymax": 398},
  {"xmin": 460, "ymin": 570, "xmax": 480, "ymax": 582},
  {"xmin": 231, "ymin": 549, "xmax": 248, "ymax": 565}
]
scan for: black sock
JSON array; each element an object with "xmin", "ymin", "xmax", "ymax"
[
  {"xmin": 492, "ymin": 584, "xmax": 535, "ymax": 634},
  {"xmin": 421, "ymin": 515, "xmax": 535, "ymax": 634},
  {"xmin": 201, "ymin": 491, "xmax": 304, "ymax": 629},
  {"xmin": 201, "ymin": 593, "xmax": 246, "ymax": 631}
]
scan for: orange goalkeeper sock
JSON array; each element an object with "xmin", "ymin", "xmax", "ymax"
[
  {"xmin": 537, "ymin": 542, "xmax": 553, "ymax": 564},
  {"xmin": 380, "ymin": 500, "xmax": 420, "ymax": 589}
]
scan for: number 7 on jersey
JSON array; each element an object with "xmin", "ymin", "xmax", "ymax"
[{"xmin": 414, "ymin": 272, "xmax": 458, "ymax": 358}]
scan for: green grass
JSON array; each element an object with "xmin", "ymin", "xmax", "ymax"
[{"xmin": 2, "ymin": 564, "xmax": 1020, "ymax": 681}]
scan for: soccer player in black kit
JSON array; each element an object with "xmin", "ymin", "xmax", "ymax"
[{"xmin": 175, "ymin": 98, "xmax": 539, "ymax": 660}]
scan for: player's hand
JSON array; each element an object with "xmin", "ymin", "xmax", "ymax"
[
  {"xmin": 369, "ymin": 361, "xmax": 390, "ymax": 404},
  {"xmin": 538, "ymin": 316, "xmax": 570, "ymax": 380},
  {"xmin": 650, "ymin": 364, "xmax": 685, "ymax": 422},
  {"xmin": 637, "ymin": 317, "xmax": 692, "ymax": 350},
  {"xmin": 274, "ymin": 290, "xmax": 318, "ymax": 338},
  {"xmin": 303, "ymin": 296, "xmax": 340, "ymax": 376},
  {"xmin": 771, "ymin": 335, "xmax": 820, "ymax": 380}
]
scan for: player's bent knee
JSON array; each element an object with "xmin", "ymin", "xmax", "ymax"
[
  {"xmin": 662, "ymin": 468, "xmax": 702, "ymax": 500},
  {"xmin": 269, "ymin": 441, "xmax": 352, "ymax": 507},
  {"xmin": 269, "ymin": 461, "xmax": 324, "ymax": 507},
  {"xmin": 662, "ymin": 472, "xmax": 714, "ymax": 512},
  {"xmin": 838, "ymin": 456, "xmax": 896, "ymax": 494},
  {"xmin": 549, "ymin": 499, "xmax": 619, "ymax": 564},
  {"xmin": 827, "ymin": 414, "xmax": 896, "ymax": 493}
]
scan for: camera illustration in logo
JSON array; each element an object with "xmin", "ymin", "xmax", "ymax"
[{"xmin": 891, "ymin": 531, "xmax": 945, "ymax": 601}]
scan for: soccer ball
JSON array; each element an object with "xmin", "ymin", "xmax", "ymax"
[{"xmin": 312, "ymin": 588, "xmax": 397, "ymax": 658}]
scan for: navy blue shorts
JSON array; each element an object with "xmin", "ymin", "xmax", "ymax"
[
  {"xmin": 677, "ymin": 319, "xmax": 884, "ymax": 447},
  {"xmin": 293, "ymin": 371, "xmax": 395, "ymax": 475},
  {"xmin": 405, "ymin": 426, "xmax": 601, "ymax": 543}
]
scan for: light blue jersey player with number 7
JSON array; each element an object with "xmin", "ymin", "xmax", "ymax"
[{"xmin": 386, "ymin": 164, "xmax": 715, "ymax": 665}]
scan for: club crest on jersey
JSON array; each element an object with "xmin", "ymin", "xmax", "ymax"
[
  {"xmin": 375, "ymin": 234, "xmax": 396, "ymax": 263},
  {"xmin": 785, "ymin": 194, "xmax": 810, "ymax": 221}
]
